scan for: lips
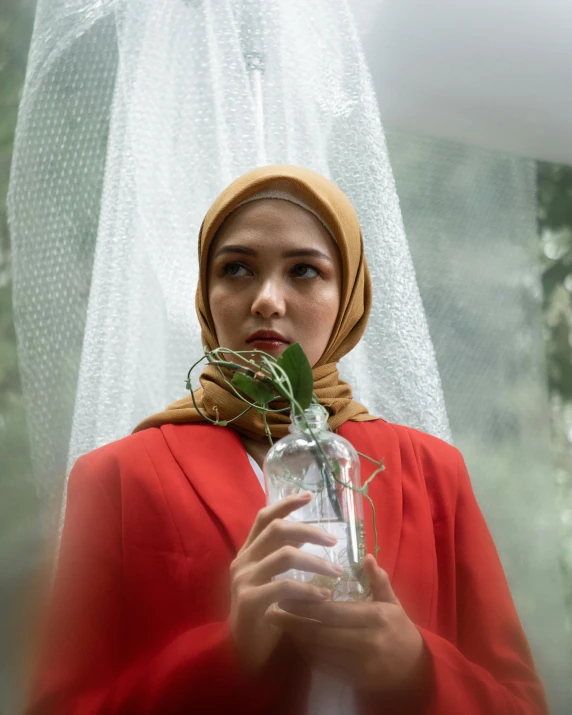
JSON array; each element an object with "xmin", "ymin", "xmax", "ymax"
[
  {"xmin": 247, "ymin": 339, "xmax": 289, "ymax": 353},
  {"xmin": 246, "ymin": 330, "xmax": 290, "ymax": 343},
  {"xmin": 246, "ymin": 331, "xmax": 290, "ymax": 352}
]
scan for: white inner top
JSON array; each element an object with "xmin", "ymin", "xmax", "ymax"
[{"xmin": 245, "ymin": 452, "xmax": 357, "ymax": 715}]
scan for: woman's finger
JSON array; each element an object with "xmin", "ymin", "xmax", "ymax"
[
  {"xmin": 240, "ymin": 577, "xmax": 331, "ymax": 615},
  {"xmin": 240, "ymin": 492, "xmax": 313, "ymax": 550},
  {"xmin": 276, "ymin": 599, "xmax": 384, "ymax": 628},
  {"xmin": 267, "ymin": 608, "xmax": 372, "ymax": 650},
  {"xmin": 364, "ymin": 555, "xmax": 399, "ymax": 604},
  {"xmin": 245, "ymin": 517, "xmax": 338, "ymax": 562},
  {"xmin": 248, "ymin": 545, "xmax": 344, "ymax": 585},
  {"xmin": 241, "ymin": 493, "xmax": 311, "ymax": 550}
]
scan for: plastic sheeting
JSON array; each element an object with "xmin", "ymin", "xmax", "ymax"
[{"xmin": 8, "ymin": 0, "xmax": 449, "ymax": 529}]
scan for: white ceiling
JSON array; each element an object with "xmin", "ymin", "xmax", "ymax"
[{"xmin": 355, "ymin": 0, "xmax": 572, "ymax": 165}]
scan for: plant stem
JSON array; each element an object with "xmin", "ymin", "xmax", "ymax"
[
  {"xmin": 185, "ymin": 347, "xmax": 384, "ymax": 555},
  {"xmin": 307, "ymin": 438, "xmax": 343, "ymax": 520}
]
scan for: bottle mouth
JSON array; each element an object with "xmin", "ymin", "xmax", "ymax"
[{"xmin": 290, "ymin": 403, "xmax": 330, "ymax": 433}]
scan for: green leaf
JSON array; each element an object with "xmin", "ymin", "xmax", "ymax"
[
  {"xmin": 232, "ymin": 373, "xmax": 276, "ymax": 404},
  {"xmin": 276, "ymin": 342, "xmax": 314, "ymax": 410}
]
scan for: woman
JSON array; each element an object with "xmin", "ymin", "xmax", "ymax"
[{"xmin": 27, "ymin": 165, "xmax": 548, "ymax": 714}]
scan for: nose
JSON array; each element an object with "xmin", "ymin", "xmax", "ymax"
[{"xmin": 250, "ymin": 277, "xmax": 286, "ymax": 319}]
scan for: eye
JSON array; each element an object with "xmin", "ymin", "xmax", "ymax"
[
  {"xmin": 291, "ymin": 264, "xmax": 320, "ymax": 279},
  {"xmin": 222, "ymin": 262, "xmax": 250, "ymax": 278}
]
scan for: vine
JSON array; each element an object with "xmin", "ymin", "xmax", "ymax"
[{"xmin": 185, "ymin": 343, "xmax": 385, "ymax": 554}]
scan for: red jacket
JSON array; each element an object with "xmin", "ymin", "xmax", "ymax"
[{"xmin": 27, "ymin": 419, "xmax": 548, "ymax": 714}]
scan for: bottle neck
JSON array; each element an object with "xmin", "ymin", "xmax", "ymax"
[{"xmin": 289, "ymin": 404, "xmax": 329, "ymax": 435}]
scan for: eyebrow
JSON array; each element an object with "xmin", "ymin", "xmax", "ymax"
[{"xmin": 214, "ymin": 244, "xmax": 333, "ymax": 262}]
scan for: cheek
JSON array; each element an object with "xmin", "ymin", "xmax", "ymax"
[
  {"xmin": 291, "ymin": 286, "xmax": 339, "ymax": 366},
  {"xmin": 296, "ymin": 285, "xmax": 340, "ymax": 326},
  {"xmin": 208, "ymin": 286, "xmax": 246, "ymax": 334}
]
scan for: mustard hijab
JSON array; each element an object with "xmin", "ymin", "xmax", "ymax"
[{"xmin": 133, "ymin": 165, "xmax": 378, "ymax": 441}]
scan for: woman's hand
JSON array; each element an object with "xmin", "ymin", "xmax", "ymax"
[
  {"xmin": 266, "ymin": 554, "xmax": 427, "ymax": 693},
  {"xmin": 229, "ymin": 492, "xmax": 345, "ymax": 674}
]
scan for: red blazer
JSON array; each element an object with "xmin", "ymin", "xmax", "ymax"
[{"xmin": 27, "ymin": 419, "xmax": 548, "ymax": 714}]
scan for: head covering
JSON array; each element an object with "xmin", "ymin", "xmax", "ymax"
[
  {"xmin": 133, "ymin": 164, "xmax": 378, "ymax": 441},
  {"xmin": 235, "ymin": 188, "xmax": 336, "ymax": 239}
]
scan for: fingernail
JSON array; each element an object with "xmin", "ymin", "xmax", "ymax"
[
  {"xmin": 319, "ymin": 588, "xmax": 331, "ymax": 599},
  {"xmin": 332, "ymin": 564, "xmax": 344, "ymax": 575},
  {"xmin": 326, "ymin": 534, "xmax": 338, "ymax": 544}
]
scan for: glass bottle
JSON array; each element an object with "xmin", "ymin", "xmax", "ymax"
[{"xmin": 263, "ymin": 403, "xmax": 367, "ymax": 601}]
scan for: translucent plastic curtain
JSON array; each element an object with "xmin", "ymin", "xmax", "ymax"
[
  {"xmin": 386, "ymin": 130, "xmax": 571, "ymax": 710},
  {"xmin": 8, "ymin": 0, "xmax": 449, "ymax": 534},
  {"xmin": 8, "ymin": 3, "xmax": 118, "ymax": 530}
]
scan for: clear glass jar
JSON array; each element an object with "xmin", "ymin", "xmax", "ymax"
[{"xmin": 263, "ymin": 404, "xmax": 367, "ymax": 601}]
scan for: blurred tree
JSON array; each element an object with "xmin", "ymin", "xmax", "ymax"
[
  {"xmin": 537, "ymin": 161, "xmax": 572, "ymax": 641},
  {"xmin": 0, "ymin": 0, "xmax": 36, "ymax": 474},
  {"xmin": 538, "ymin": 162, "xmax": 572, "ymax": 398},
  {"xmin": 0, "ymin": 2, "xmax": 38, "ymax": 711}
]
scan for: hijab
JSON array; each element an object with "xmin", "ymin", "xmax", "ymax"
[{"xmin": 132, "ymin": 165, "xmax": 378, "ymax": 441}]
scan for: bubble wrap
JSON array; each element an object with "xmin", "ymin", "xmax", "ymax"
[
  {"xmin": 8, "ymin": 2, "xmax": 118, "ymax": 524},
  {"xmin": 8, "ymin": 0, "xmax": 450, "ymax": 532}
]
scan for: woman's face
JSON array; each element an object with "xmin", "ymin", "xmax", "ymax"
[{"xmin": 207, "ymin": 199, "xmax": 342, "ymax": 367}]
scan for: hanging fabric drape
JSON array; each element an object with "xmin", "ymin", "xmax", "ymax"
[{"xmin": 8, "ymin": 0, "xmax": 449, "ymax": 530}]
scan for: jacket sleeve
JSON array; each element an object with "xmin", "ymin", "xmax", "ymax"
[
  {"xmin": 417, "ymin": 449, "xmax": 548, "ymax": 715},
  {"xmin": 26, "ymin": 455, "xmax": 290, "ymax": 715},
  {"xmin": 361, "ymin": 447, "xmax": 549, "ymax": 715}
]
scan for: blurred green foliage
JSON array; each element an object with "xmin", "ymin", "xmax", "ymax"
[
  {"xmin": 537, "ymin": 161, "xmax": 572, "ymax": 638},
  {"xmin": 538, "ymin": 162, "xmax": 572, "ymax": 398},
  {"xmin": 0, "ymin": 2, "xmax": 38, "ymax": 709},
  {"xmin": 0, "ymin": 0, "xmax": 36, "ymax": 507}
]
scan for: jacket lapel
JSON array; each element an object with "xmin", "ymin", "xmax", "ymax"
[
  {"xmin": 161, "ymin": 423, "xmax": 265, "ymax": 554},
  {"xmin": 161, "ymin": 419, "xmax": 404, "ymax": 581}
]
